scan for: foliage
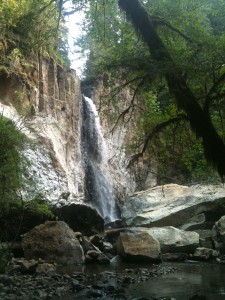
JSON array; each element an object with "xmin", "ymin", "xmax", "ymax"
[
  {"xmin": 0, "ymin": 195, "xmax": 54, "ymax": 244},
  {"xmin": 0, "ymin": 115, "xmax": 54, "ymax": 245},
  {"xmin": 76, "ymin": 0, "xmax": 225, "ymax": 183},
  {"xmin": 0, "ymin": 0, "xmax": 70, "ymax": 80},
  {"xmin": 0, "ymin": 115, "xmax": 29, "ymax": 203},
  {"xmin": 24, "ymin": 194, "xmax": 54, "ymax": 219},
  {"xmin": 0, "ymin": 250, "xmax": 9, "ymax": 274}
]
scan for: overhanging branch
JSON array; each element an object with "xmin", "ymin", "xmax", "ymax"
[
  {"xmin": 110, "ymin": 75, "xmax": 149, "ymax": 133},
  {"xmin": 204, "ymin": 72, "xmax": 225, "ymax": 113},
  {"xmin": 128, "ymin": 114, "xmax": 189, "ymax": 167}
]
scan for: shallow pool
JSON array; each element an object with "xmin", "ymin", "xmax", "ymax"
[{"xmin": 60, "ymin": 261, "xmax": 225, "ymax": 300}]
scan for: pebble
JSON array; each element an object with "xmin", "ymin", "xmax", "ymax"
[{"xmin": 1, "ymin": 261, "xmax": 177, "ymax": 299}]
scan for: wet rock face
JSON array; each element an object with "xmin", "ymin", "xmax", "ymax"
[{"xmin": 22, "ymin": 221, "xmax": 85, "ymax": 265}]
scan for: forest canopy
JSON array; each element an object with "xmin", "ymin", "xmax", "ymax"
[{"xmin": 72, "ymin": 0, "xmax": 225, "ymax": 183}]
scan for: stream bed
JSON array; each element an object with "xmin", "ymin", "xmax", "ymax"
[{"xmin": 60, "ymin": 261, "xmax": 225, "ymax": 300}]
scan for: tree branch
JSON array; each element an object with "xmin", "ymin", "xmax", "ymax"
[
  {"xmin": 110, "ymin": 75, "xmax": 149, "ymax": 133},
  {"xmin": 153, "ymin": 17, "xmax": 192, "ymax": 43},
  {"xmin": 128, "ymin": 114, "xmax": 189, "ymax": 167},
  {"xmin": 111, "ymin": 75, "xmax": 149, "ymax": 97},
  {"xmin": 204, "ymin": 72, "xmax": 225, "ymax": 113}
]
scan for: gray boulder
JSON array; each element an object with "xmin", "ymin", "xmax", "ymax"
[
  {"xmin": 212, "ymin": 216, "xmax": 225, "ymax": 252},
  {"xmin": 122, "ymin": 184, "xmax": 225, "ymax": 228},
  {"xmin": 56, "ymin": 204, "xmax": 104, "ymax": 235},
  {"xmin": 192, "ymin": 247, "xmax": 219, "ymax": 261},
  {"xmin": 162, "ymin": 253, "xmax": 188, "ymax": 261},
  {"xmin": 145, "ymin": 226, "xmax": 199, "ymax": 254},
  {"xmin": 22, "ymin": 221, "xmax": 85, "ymax": 265},
  {"xmin": 116, "ymin": 229, "xmax": 161, "ymax": 262}
]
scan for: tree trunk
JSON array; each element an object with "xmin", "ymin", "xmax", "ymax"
[{"xmin": 118, "ymin": 0, "xmax": 225, "ymax": 178}]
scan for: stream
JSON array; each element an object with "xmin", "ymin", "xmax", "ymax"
[{"xmin": 59, "ymin": 261, "xmax": 225, "ymax": 300}]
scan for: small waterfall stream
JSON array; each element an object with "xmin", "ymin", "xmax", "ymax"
[{"xmin": 82, "ymin": 95, "xmax": 118, "ymax": 224}]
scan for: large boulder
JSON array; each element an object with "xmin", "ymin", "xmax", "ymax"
[
  {"xmin": 138, "ymin": 226, "xmax": 199, "ymax": 254},
  {"xmin": 116, "ymin": 229, "xmax": 161, "ymax": 262},
  {"xmin": 212, "ymin": 216, "xmax": 225, "ymax": 252},
  {"xmin": 122, "ymin": 184, "xmax": 225, "ymax": 228},
  {"xmin": 56, "ymin": 204, "xmax": 104, "ymax": 235},
  {"xmin": 22, "ymin": 221, "xmax": 85, "ymax": 265}
]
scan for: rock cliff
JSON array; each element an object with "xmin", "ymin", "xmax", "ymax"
[
  {"xmin": 0, "ymin": 58, "xmax": 143, "ymax": 212},
  {"xmin": 0, "ymin": 58, "xmax": 83, "ymax": 204}
]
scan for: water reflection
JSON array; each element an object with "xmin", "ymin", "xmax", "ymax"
[
  {"xmin": 129, "ymin": 262, "xmax": 225, "ymax": 300},
  {"xmin": 59, "ymin": 262, "xmax": 225, "ymax": 300}
]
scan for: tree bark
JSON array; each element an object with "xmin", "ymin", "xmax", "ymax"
[{"xmin": 119, "ymin": 0, "xmax": 225, "ymax": 178}]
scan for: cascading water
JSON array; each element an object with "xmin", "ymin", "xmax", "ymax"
[{"xmin": 82, "ymin": 95, "xmax": 118, "ymax": 224}]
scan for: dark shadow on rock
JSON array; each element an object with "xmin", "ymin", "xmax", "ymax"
[
  {"xmin": 56, "ymin": 204, "xmax": 104, "ymax": 235},
  {"xmin": 189, "ymin": 295, "xmax": 207, "ymax": 300}
]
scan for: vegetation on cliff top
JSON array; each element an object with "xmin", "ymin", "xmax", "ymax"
[{"xmin": 0, "ymin": 0, "xmax": 70, "ymax": 80}]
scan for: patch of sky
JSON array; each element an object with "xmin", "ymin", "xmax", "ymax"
[{"xmin": 64, "ymin": 1, "xmax": 88, "ymax": 77}]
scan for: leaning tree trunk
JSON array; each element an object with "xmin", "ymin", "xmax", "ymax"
[{"xmin": 118, "ymin": 0, "xmax": 225, "ymax": 179}]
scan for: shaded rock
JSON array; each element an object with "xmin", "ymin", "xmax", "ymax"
[
  {"xmin": 162, "ymin": 253, "xmax": 188, "ymax": 261},
  {"xmin": 103, "ymin": 241, "xmax": 114, "ymax": 254},
  {"xmin": 116, "ymin": 230, "xmax": 161, "ymax": 262},
  {"xmin": 87, "ymin": 289, "xmax": 103, "ymax": 298},
  {"xmin": 36, "ymin": 262, "xmax": 57, "ymax": 274},
  {"xmin": 22, "ymin": 221, "xmax": 84, "ymax": 265},
  {"xmin": 212, "ymin": 216, "xmax": 225, "ymax": 252},
  {"xmin": 122, "ymin": 184, "xmax": 225, "ymax": 228},
  {"xmin": 145, "ymin": 226, "xmax": 199, "ymax": 254},
  {"xmin": 20, "ymin": 259, "xmax": 38, "ymax": 274},
  {"xmin": 85, "ymin": 250, "xmax": 110, "ymax": 264},
  {"xmin": 74, "ymin": 232, "xmax": 83, "ymax": 239},
  {"xmin": 105, "ymin": 228, "xmax": 127, "ymax": 246},
  {"xmin": 90, "ymin": 234, "xmax": 104, "ymax": 251},
  {"xmin": 85, "ymin": 254, "xmax": 94, "ymax": 263},
  {"xmin": 80, "ymin": 236, "xmax": 99, "ymax": 253},
  {"xmin": 9, "ymin": 258, "xmax": 57, "ymax": 275},
  {"xmin": 105, "ymin": 219, "xmax": 127, "ymax": 230},
  {"xmin": 96, "ymin": 253, "xmax": 110, "ymax": 264},
  {"xmin": 192, "ymin": 247, "xmax": 214, "ymax": 261},
  {"xmin": 56, "ymin": 204, "xmax": 104, "ymax": 235},
  {"xmin": 189, "ymin": 296, "xmax": 207, "ymax": 300},
  {"xmin": 86, "ymin": 250, "xmax": 100, "ymax": 258},
  {"xmin": 194, "ymin": 230, "xmax": 213, "ymax": 248},
  {"xmin": 0, "ymin": 275, "xmax": 15, "ymax": 285},
  {"xmin": 180, "ymin": 213, "xmax": 206, "ymax": 231}
]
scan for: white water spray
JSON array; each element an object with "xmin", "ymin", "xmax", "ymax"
[{"xmin": 82, "ymin": 96, "xmax": 118, "ymax": 223}]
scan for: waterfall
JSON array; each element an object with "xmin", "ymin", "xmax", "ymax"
[{"xmin": 82, "ymin": 95, "xmax": 118, "ymax": 224}]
